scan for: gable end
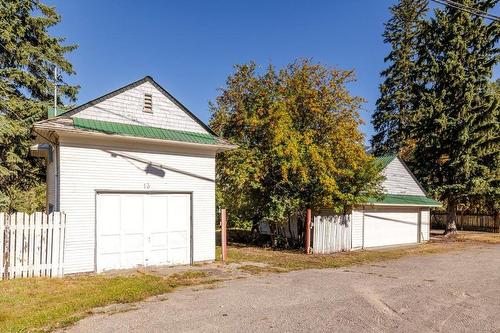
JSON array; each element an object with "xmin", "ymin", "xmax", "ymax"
[
  {"xmin": 380, "ymin": 156, "xmax": 427, "ymax": 196},
  {"xmin": 59, "ymin": 76, "xmax": 217, "ymax": 136}
]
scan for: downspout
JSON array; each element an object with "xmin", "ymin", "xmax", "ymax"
[
  {"xmin": 417, "ymin": 208, "xmax": 422, "ymax": 243},
  {"xmin": 362, "ymin": 205, "xmax": 365, "ymax": 249},
  {"xmin": 55, "ymin": 142, "xmax": 60, "ymax": 211}
]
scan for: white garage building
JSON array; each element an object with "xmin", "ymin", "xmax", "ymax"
[
  {"xmin": 32, "ymin": 76, "xmax": 234, "ymax": 274},
  {"xmin": 263, "ymin": 155, "xmax": 441, "ymax": 253},
  {"xmin": 350, "ymin": 155, "xmax": 441, "ymax": 249}
]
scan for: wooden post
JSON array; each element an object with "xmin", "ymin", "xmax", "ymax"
[
  {"xmin": 495, "ymin": 211, "xmax": 500, "ymax": 234},
  {"xmin": 305, "ymin": 208, "xmax": 311, "ymax": 254},
  {"xmin": 221, "ymin": 208, "xmax": 228, "ymax": 262}
]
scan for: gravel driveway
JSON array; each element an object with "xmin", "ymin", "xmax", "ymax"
[{"xmin": 63, "ymin": 245, "xmax": 500, "ymax": 333}]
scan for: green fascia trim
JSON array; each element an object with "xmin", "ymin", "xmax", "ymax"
[
  {"xmin": 73, "ymin": 117, "xmax": 219, "ymax": 145},
  {"xmin": 366, "ymin": 194, "xmax": 441, "ymax": 206},
  {"xmin": 374, "ymin": 155, "xmax": 397, "ymax": 170}
]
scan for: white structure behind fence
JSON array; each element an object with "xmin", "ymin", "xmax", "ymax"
[
  {"xmin": 1, "ymin": 212, "xmax": 66, "ymax": 280},
  {"xmin": 312, "ymin": 215, "xmax": 351, "ymax": 254}
]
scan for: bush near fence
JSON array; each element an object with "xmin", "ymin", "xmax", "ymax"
[{"xmin": 431, "ymin": 212, "xmax": 499, "ymax": 233}]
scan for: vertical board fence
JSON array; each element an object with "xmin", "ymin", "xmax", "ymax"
[
  {"xmin": 431, "ymin": 212, "xmax": 499, "ymax": 233},
  {"xmin": 312, "ymin": 215, "xmax": 351, "ymax": 254},
  {"xmin": 1, "ymin": 212, "xmax": 66, "ymax": 280}
]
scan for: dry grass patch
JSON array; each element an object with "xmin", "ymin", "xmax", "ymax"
[
  {"xmin": 217, "ymin": 230, "xmax": 500, "ymax": 274},
  {"xmin": 454, "ymin": 232, "xmax": 500, "ymax": 244},
  {"xmin": 218, "ymin": 241, "xmax": 471, "ymax": 273},
  {"xmin": 0, "ymin": 270, "xmax": 213, "ymax": 333},
  {"xmin": 238, "ymin": 264, "xmax": 286, "ymax": 274}
]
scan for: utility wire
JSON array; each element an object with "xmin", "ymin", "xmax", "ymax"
[
  {"xmin": 444, "ymin": 0, "xmax": 500, "ymax": 19},
  {"xmin": 431, "ymin": 0, "xmax": 500, "ymax": 22}
]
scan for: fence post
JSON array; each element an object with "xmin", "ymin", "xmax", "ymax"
[
  {"xmin": 221, "ymin": 209, "xmax": 227, "ymax": 262},
  {"xmin": 305, "ymin": 208, "xmax": 311, "ymax": 254},
  {"xmin": 495, "ymin": 211, "xmax": 500, "ymax": 234}
]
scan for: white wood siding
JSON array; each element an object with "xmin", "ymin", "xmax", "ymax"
[
  {"xmin": 351, "ymin": 209, "xmax": 364, "ymax": 249},
  {"xmin": 381, "ymin": 158, "xmax": 426, "ymax": 196},
  {"xmin": 57, "ymin": 137, "xmax": 216, "ymax": 274},
  {"xmin": 73, "ymin": 81, "xmax": 208, "ymax": 134},
  {"xmin": 420, "ymin": 208, "xmax": 430, "ymax": 241}
]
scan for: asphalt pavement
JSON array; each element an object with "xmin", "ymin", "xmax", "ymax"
[{"xmin": 62, "ymin": 244, "xmax": 500, "ymax": 333}]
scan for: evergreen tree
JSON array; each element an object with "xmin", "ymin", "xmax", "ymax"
[
  {"xmin": 0, "ymin": 0, "xmax": 78, "ymax": 211},
  {"xmin": 413, "ymin": 0, "xmax": 499, "ymax": 233},
  {"xmin": 371, "ymin": 0, "xmax": 428, "ymax": 156}
]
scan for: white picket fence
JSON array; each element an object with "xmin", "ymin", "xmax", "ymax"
[
  {"xmin": 312, "ymin": 214, "xmax": 351, "ymax": 254},
  {"xmin": 1, "ymin": 212, "xmax": 66, "ymax": 280}
]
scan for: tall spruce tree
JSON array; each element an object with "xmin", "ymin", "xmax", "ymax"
[
  {"xmin": 413, "ymin": 0, "xmax": 499, "ymax": 233},
  {"xmin": 371, "ymin": 0, "xmax": 428, "ymax": 156},
  {"xmin": 0, "ymin": 0, "xmax": 78, "ymax": 211}
]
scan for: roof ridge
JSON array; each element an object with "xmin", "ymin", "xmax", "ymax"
[
  {"xmin": 374, "ymin": 154, "xmax": 397, "ymax": 170},
  {"xmin": 44, "ymin": 76, "xmax": 218, "ymax": 137}
]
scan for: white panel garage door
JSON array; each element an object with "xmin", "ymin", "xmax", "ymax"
[
  {"xmin": 96, "ymin": 193, "xmax": 190, "ymax": 272},
  {"xmin": 363, "ymin": 207, "xmax": 418, "ymax": 248}
]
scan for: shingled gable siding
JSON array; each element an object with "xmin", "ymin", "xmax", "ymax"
[
  {"xmin": 57, "ymin": 137, "xmax": 216, "ymax": 274},
  {"xmin": 381, "ymin": 158, "xmax": 426, "ymax": 196},
  {"xmin": 73, "ymin": 81, "xmax": 207, "ymax": 134}
]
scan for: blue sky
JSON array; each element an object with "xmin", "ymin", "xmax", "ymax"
[{"xmin": 47, "ymin": 0, "xmax": 499, "ymax": 143}]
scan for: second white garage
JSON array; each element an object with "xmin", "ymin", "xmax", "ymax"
[
  {"xmin": 311, "ymin": 155, "xmax": 441, "ymax": 253},
  {"xmin": 350, "ymin": 156, "xmax": 440, "ymax": 249}
]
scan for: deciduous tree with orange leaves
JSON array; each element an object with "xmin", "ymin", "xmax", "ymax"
[{"xmin": 210, "ymin": 59, "xmax": 382, "ymax": 237}]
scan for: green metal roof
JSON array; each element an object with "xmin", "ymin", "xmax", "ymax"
[
  {"xmin": 374, "ymin": 155, "xmax": 397, "ymax": 170},
  {"xmin": 366, "ymin": 194, "xmax": 441, "ymax": 206},
  {"xmin": 73, "ymin": 117, "xmax": 219, "ymax": 145}
]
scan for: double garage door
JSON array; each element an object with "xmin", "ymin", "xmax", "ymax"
[
  {"xmin": 363, "ymin": 207, "xmax": 420, "ymax": 248},
  {"xmin": 96, "ymin": 193, "xmax": 191, "ymax": 272}
]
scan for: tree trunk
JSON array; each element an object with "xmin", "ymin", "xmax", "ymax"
[
  {"xmin": 495, "ymin": 210, "xmax": 500, "ymax": 234},
  {"xmin": 269, "ymin": 221, "xmax": 277, "ymax": 247},
  {"xmin": 445, "ymin": 201, "xmax": 458, "ymax": 235}
]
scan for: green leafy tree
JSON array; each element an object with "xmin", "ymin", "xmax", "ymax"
[
  {"xmin": 210, "ymin": 60, "xmax": 382, "ymax": 236},
  {"xmin": 372, "ymin": 0, "xmax": 428, "ymax": 156},
  {"xmin": 0, "ymin": 0, "xmax": 78, "ymax": 211},
  {"xmin": 412, "ymin": 0, "xmax": 499, "ymax": 233}
]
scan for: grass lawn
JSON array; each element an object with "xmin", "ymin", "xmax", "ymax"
[{"xmin": 0, "ymin": 270, "xmax": 210, "ymax": 333}]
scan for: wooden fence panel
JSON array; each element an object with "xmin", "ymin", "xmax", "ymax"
[
  {"xmin": 431, "ymin": 212, "xmax": 499, "ymax": 233},
  {"xmin": 312, "ymin": 214, "xmax": 351, "ymax": 254},
  {"xmin": 0, "ymin": 212, "xmax": 66, "ymax": 280}
]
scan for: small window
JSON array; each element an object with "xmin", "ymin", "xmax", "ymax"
[{"xmin": 143, "ymin": 93, "xmax": 153, "ymax": 113}]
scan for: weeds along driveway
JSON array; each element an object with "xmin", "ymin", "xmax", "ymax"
[{"xmin": 63, "ymin": 244, "xmax": 500, "ymax": 333}]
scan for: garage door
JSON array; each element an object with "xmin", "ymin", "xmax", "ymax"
[
  {"xmin": 363, "ymin": 207, "xmax": 418, "ymax": 248},
  {"xmin": 96, "ymin": 193, "xmax": 190, "ymax": 272}
]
